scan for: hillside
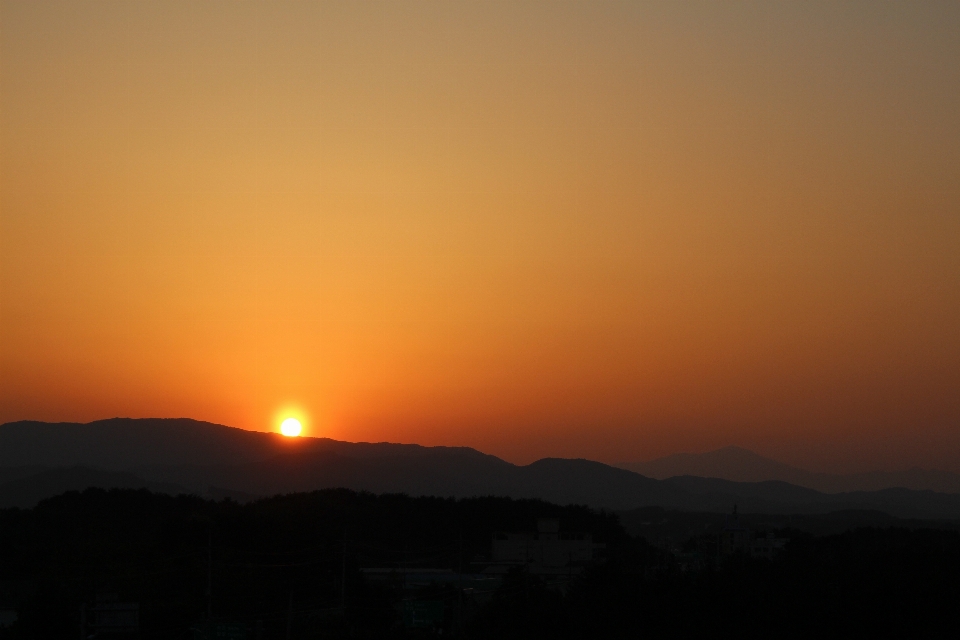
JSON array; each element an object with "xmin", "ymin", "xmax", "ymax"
[
  {"xmin": 618, "ymin": 445, "xmax": 960, "ymax": 494},
  {"xmin": 4, "ymin": 419, "xmax": 960, "ymax": 518}
]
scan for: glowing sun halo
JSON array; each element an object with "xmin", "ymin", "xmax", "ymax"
[{"xmin": 280, "ymin": 418, "xmax": 302, "ymax": 437}]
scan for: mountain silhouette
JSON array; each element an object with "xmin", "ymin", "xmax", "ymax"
[
  {"xmin": 3, "ymin": 419, "xmax": 960, "ymax": 518},
  {"xmin": 617, "ymin": 445, "xmax": 960, "ymax": 494},
  {"xmin": 0, "ymin": 418, "xmax": 487, "ymax": 468}
]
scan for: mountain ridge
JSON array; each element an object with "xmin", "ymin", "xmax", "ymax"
[
  {"xmin": 4, "ymin": 419, "xmax": 960, "ymax": 519},
  {"xmin": 617, "ymin": 445, "xmax": 960, "ymax": 494},
  {"xmin": 0, "ymin": 418, "xmax": 500, "ymax": 468}
]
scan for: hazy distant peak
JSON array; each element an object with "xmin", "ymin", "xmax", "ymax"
[
  {"xmin": 620, "ymin": 447, "xmax": 744, "ymax": 475},
  {"xmin": 713, "ymin": 445, "xmax": 769, "ymax": 456},
  {"xmin": 620, "ymin": 446, "xmax": 799, "ymax": 478},
  {"xmin": 616, "ymin": 446, "xmax": 960, "ymax": 495}
]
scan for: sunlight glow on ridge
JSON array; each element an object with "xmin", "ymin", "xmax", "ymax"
[{"xmin": 280, "ymin": 418, "xmax": 302, "ymax": 437}]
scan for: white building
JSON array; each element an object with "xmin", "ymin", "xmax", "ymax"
[{"xmin": 486, "ymin": 519, "xmax": 604, "ymax": 575}]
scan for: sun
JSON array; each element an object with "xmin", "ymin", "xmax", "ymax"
[{"xmin": 280, "ymin": 417, "xmax": 302, "ymax": 437}]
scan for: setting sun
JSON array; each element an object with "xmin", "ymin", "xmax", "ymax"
[{"xmin": 280, "ymin": 418, "xmax": 302, "ymax": 438}]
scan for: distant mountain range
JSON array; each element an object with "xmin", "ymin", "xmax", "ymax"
[
  {"xmin": 616, "ymin": 446, "xmax": 960, "ymax": 494},
  {"xmin": 2, "ymin": 419, "xmax": 960, "ymax": 520}
]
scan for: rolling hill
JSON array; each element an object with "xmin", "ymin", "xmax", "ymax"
[
  {"xmin": 3, "ymin": 419, "xmax": 960, "ymax": 519},
  {"xmin": 617, "ymin": 445, "xmax": 960, "ymax": 494}
]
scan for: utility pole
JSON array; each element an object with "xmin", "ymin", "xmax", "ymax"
[
  {"xmin": 207, "ymin": 530, "xmax": 213, "ymax": 621},
  {"xmin": 341, "ymin": 530, "xmax": 347, "ymax": 612},
  {"xmin": 286, "ymin": 591, "xmax": 293, "ymax": 640},
  {"xmin": 458, "ymin": 529, "xmax": 464, "ymax": 637}
]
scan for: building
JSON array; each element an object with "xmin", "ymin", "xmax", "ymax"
[
  {"xmin": 749, "ymin": 532, "xmax": 787, "ymax": 559},
  {"xmin": 360, "ymin": 568, "xmax": 498, "ymax": 592},
  {"xmin": 81, "ymin": 593, "xmax": 139, "ymax": 637},
  {"xmin": 0, "ymin": 608, "xmax": 16, "ymax": 629},
  {"xmin": 720, "ymin": 507, "xmax": 752, "ymax": 556},
  {"xmin": 485, "ymin": 518, "xmax": 605, "ymax": 576},
  {"xmin": 719, "ymin": 507, "xmax": 787, "ymax": 559}
]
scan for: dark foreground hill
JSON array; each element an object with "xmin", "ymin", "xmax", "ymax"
[
  {"xmin": 1, "ymin": 488, "xmax": 959, "ymax": 639},
  {"xmin": 0, "ymin": 466, "xmax": 185, "ymax": 509},
  {"xmin": 5, "ymin": 419, "xmax": 960, "ymax": 519}
]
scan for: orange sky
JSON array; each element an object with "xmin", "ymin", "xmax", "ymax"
[{"xmin": 2, "ymin": 1, "xmax": 959, "ymax": 473}]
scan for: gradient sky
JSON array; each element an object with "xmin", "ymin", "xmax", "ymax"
[{"xmin": 2, "ymin": 1, "xmax": 959, "ymax": 473}]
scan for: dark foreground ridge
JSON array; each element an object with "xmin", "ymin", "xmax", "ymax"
[
  {"xmin": 1, "ymin": 488, "xmax": 959, "ymax": 639},
  {"xmin": 5, "ymin": 419, "xmax": 960, "ymax": 519}
]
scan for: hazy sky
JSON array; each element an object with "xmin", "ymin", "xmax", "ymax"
[{"xmin": 2, "ymin": 1, "xmax": 959, "ymax": 473}]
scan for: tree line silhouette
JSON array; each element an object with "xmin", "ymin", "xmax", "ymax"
[{"xmin": 0, "ymin": 488, "xmax": 958, "ymax": 638}]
